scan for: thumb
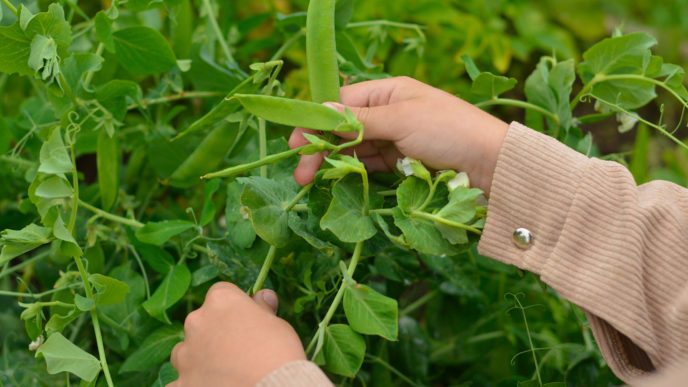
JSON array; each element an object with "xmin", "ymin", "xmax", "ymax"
[
  {"xmin": 324, "ymin": 102, "xmax": 398, "ymax": 141},
  {"xmin": 252, "ymin": 289, "xmax": 279, "ymax": 315}
]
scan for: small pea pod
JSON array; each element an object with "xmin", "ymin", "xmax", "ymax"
[
  {"xmin": 168, "ymin": 121, "xmax": 240, "ymax": 187},
  {"xmin": 307, "ymin": 0, "xmax": 340, "ymax": 103},
  {"xmin": 233, "ymin": 94, "xmax": 347, "ymax": 131}
]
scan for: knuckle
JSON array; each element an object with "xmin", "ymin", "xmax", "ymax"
[
  {"xmin": 170, "ymin": 342, "xmax": 185, "ymax": 369},
  {"xmin": 183, "ymin": 310, "xmax": 201, "ymax": 332},
  {"xmin": 206, "ymin": 282, "xmax": 240, "ymax": 303}
]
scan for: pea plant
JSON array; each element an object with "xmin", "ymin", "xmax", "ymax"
[{"xmin": 0, "ymin": 0, "xmax": 686, "ymax": 386}]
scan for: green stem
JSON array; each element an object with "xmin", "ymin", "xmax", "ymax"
[
  {"xmin": 202, "ymin": 0, "xmax": 236, "ymax": 66},
  {"xmin": 411, "ymin": 211, "xmax": 483, "ymax": 235},
  {"xmin": 82, "ymin": 43, "xmax": 104, "ymax": 91},
  {"xmin": 1, "ymin": 0, "xmax": 17, "ymax": 15},
  {"xmin": 476, "ymin": 98, "xmax": 560, "ymax": 125},
  {"xmin": 0, "ymin": 251, "xmax": 48, "ymax": 280},
  {"xmin": 347, "ymin": 20, "xmax": 426, "ymax": 31},
  {"xmin": 283, "ymin": 183, "xmax": 314, "ymax": 211},
  {"xmin": 259, "ymin": 118, "xmax": 267, "ymax": 178},
  {"xmin": 306, "ymin": 241, "xmax": 364, "ymax": 357},
  {"xmin": 370, "ymin": 208, "xmax": 395, "ymax": 216},
  {"xmin": 202, "ymin": 145, "xmax": 308, "ymax": 179},
  {"xmin": 509, "ymin": 294, "xmax": 542, "ymax": 386},
  {"xmin": 270, "ymin": 29, "xmax": 306, "ymax": 62},
  {"xmin": 0, "ymin": 285, "xmax": 78, "ymax": 299},
  {"xmin": 400, "ymin": 290, "xmax": 438, "ymax": 317},
  {"xmin": 365, "ymin": 354, "xmax": 422, "ymax": 387},
  {"xmin": 0, "ymin": 155, "xmax": 36, "ymax": 168},
  {"xmin": 251, "ymin": 245, "xmax": 277, "ymax": 295},
  {"xmin": 78, "ymin": 200, "xmax": 144, "ymax": 228},
  {"xmin": 376, "ymin": 189, "xmax": 397, "ymax": 197},
  {"xmin": 129, "ymin": 91, "xmax": 225, "ymax": 110}
]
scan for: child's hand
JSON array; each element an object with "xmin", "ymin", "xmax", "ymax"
[
  {"xmin": 169, "ymin": 282, "xmax": 306, "ymax": 387},
  {"xmin": 289, "ymin": 76, "xmax": 509, "ymax": 196}
]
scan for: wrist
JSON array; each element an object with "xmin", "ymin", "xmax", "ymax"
[{"xmin": 466, "ymin": 118, "xmax": 509, "ymax": 197}]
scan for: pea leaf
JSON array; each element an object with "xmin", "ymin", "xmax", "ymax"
[
  {"xmin": 99, "ymin": 263, "xmax": 145, "ymax": 326},
  {"xmin": 343, "ymin": 284, "xmax": 398, "ymax": 340},
  {"xmin": 322, "ymin": 324, "xmax": 366, "ymax": 377},
  {"xmin": 393, "ymin": 207, "xmax": 459, "ymax": 256},
  {"xmin": 320, "ymin": 175, "xmax": 377, "ymax": 243},
  {"xmin": 88, "ymin": 274, "xmax": 130, "ymax": 306},
  {"xmin": 335, "ymin": 0, "xmax": 355, "ymax": 30},
  {"xmin": 97, "ymin": 130, "xmax": 119, "ymax": 210},
  {"xmin": 396, "ymin": 177, "xmax": 429, "ymax": 212},
  {"xmin": 119, "ymin": 324, "xmax": 184, "ymax": 373},
  {"xmin": 225, "ymin": 180, "xmax": 257, "ymax": 250},
  {"xmin": 113, "ymin": 26, "xmax": 177, "ymax": 75},
  {"xmin": 238, "ymin": 176, "xmax": 297, "ymax": 248},
  {"xmin": 0, "ymin": 224, "xmax": 52, "ymax": 264},
  {"xmin": 94, "ymin": 11, "xmax": 115, "ymax": 53},
  {"xmin": 578, "ymin": 32, "xmax": 658, "ymax": 109},
  {"xmin": 134, "ymin": 243, "xmax": 175, "ymax": 274},
  {"xmin": 142, "ymin": 264, "xmax": 191, "ymax": 324},
  {"xmin": 525, "ymin": 58, "xmax": 575, "ymax": 130},
  {"xmin": 95, "ymin": 80, "xmax": 143, "ymax": 121},
  {"xmin": 38, "ymin": 128, "xmax": 72, "ymax": 175},
  {"xmin": 135, "ymin": 220, "xmax": 195, "ymax": 246},
  {"xmin": 461, "ymin": 55, "xmax": 517, "ymax": 100},
  {"xmin": 0, "ymin": 4, "xmax": 71, "ymax": 77},
  {"xmin": 74, "ymin": 294, "xmax": 95, "ymax": 312},
  {"xmin": 288, "ymin": 212, "xmax": 335, "ymax": 255},
  {"xmin": 151, "ymin": 362, "xmax": 179, "ymax": 387},
  {"xmin": 35, "ymin": 332, "xmax": 101, "ymax": 382}
]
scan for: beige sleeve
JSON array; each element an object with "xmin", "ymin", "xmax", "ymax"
[
  {"xmin": 255, "ymin": 360, "xmax": 334, "ymax": 387},
  {"xmin": 478, "ymin": 122, "xmax": 688, "ymax": 384}
]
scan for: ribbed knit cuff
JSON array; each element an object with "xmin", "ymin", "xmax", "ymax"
[
  {"xmin": 477, "ymin": 121, "xmax": 590, "ymax": 275},
  {"xmin": 256, "ymin": 360, "xmax": 333, "ymax": 387}
]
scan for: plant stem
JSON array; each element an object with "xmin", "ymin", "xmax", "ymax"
[
  {"xmin": 0, "ymin": 285, "xmax": 78, "ymax": 299},
  {"xmin": 0, "ymin": 155, "xmax": 36, "ymax": 168},
  {"xmin": 347, "ymin": 20, "xmax": 426, "ymax": 31},
  {"xmin": 306, "ymin": 241, "xmax": 364, "ymax": 357},
  {"xmin": 370, "ymin": 208, "xmax": 395, "ymax": 216},
  {"xmin": 251, "ymin": 245, "xmax": 277, "ymax": 295},
  {"xmin": 270, "ymin": 29, "xmax": 306, "ymax": 62},
  {"xmin": 82, "ymin": 43, "xmax": 104, "ymax": 90},
  {"xmin": 411, "ymin": 211, "xmax": 483, "ymax": 235},
  {"xmin": 476, "ymin": 98, "xmax": 560, "ymax": 125},
  {"xmin": 365, "ymin": 354, "xmax": 422, "ymax": 387},
  {"xmin": 259, "ymin": 118, "xmax": 267, "ymax": 178},
  {"xmin": 201, "ymin": 0, "xmax": 236, "ymax": 66},
  {"xmin": 202, "ymin": 145, "xmax": 308, "ymax": 179},
  {"xmin": 283, "ymin": 183, "xmax": 314, "ymax": 211},
  {"xmin": 400, "ymin": 290, "xmax": 438, "ymax": 317},
  {"xmin": 129, "ymin": 91, "xmax": 225, "ymax": 110},
  {"xmin": 509, "ymin": 294, "xmax": 542, "ymax": 386},
  {"xmin": 1, "ymin": 0, "xmax": 17, "ymax": 15},
  {"xmin": 0, "ymin": 251, "xmax": 48, "ymax": 280},
  {"xmin": 78, "ymin": 200, "xmax": 144, "ymax": 228}
]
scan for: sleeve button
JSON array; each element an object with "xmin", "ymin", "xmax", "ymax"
[{"xmin": 512, "ymin": 228, "xmax": 533, "ymax": 249}]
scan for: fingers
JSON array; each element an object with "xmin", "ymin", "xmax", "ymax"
[
  {"xmin": 325, "ymin": 102, "xmax": 401, "ymax": 142},
  {"xmin": 340, "ymin": 76, "xmax": 420, "ymax": 107},
  {"xmin": 252, "ymin": 289, "xmax": 279, "ymax": 315},
  {"xmin": 290, "ymin": 128, "xmax": 325, "ymax": 185}
]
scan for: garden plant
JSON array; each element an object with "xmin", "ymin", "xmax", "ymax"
[{"xmin": 0, "ymin": 0, "xmax": 687, "ymax": 386}]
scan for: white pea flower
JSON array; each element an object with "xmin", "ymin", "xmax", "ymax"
[
  {"xmin": 29, "ymin": 335, "xmax": 44, "ymax": 351},
  {"xmin": 239, "ymin": 206, "xmax": 250, "ymax": 220},
  {"xmin": 616, "ymin": 112, "xmax": 638, "ymax": 133},
  {"xmin": 447, "ymin": 172, "xmax": 470, "ymax": 191},
  {"xmin": 396, "ymin": 157, "xmax": 414, "ymax": 177}
]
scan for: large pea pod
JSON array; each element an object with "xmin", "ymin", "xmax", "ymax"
[
  {"xmin": 233, "ymin": 94, "xmax": 346, "ymax": 130},
  {"xmin": 168, "ymin": 121, "xmax": 240, "ymax": 188},
  {"xmin": 307, "ymin": 0, "xmax": 340, "ymax": 103},
  {"xmin": 97, "ymin": 130, "xmax": 120, "ymax": 211}
]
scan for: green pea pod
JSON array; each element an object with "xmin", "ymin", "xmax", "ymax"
[
  {"xmin": 307, "ymin": 0, "xmax": 340, "ymax": 103},
  {"xmin": 233, "ymin": 94, "xmax": 346, "ymax": 131},
  {"xmin": 168, "ymin": 121, "xmax": 240, "ymax": 187}
]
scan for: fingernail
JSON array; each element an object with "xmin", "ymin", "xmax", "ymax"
[
  {"xmin": 262, "ymin": 290, "xmax": 279, "ymax": 311},
  {"xmin": 322, "ymin": 102, "xmax": 344, "ymax": 113}
]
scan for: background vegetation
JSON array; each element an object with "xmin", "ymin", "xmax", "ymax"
[{"xmin": 1, "ymin": 0, "xmax": 686, "ymax": 386}]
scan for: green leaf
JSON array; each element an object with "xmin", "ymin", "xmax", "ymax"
[
  {"xmin": 343, "ymin": 284, "xmax": 398, "ymax": 340},
  {"xmin": 0, "ymin": 223, "xmax": 53, "ymax": 264},
  {"xmin": 320, "ymin": 175, "xmax": 377, "ymax": 243},
  {"xmin": 142, "ymin": 265, "xmax": 191, "ymax": 324},
  {"xmin": 238, "ymin": 176, "xmax": 297, "ymax": 247},
  {"xmin": 135, "ymin": 220, "xmax": 195, "ymax": 246},
  {"xmin": 334, "ymin": 0, "xmax": 355, "ymax": 30},
  {"xmin": 113, "ymin": 26, "xmax": 177, "ymax": 75},
  {"xmin": 135, "ymin": 244, "xmax": 175, "ymax": 274},
  {"xmin": 151, "ymin": 362, "xmax": 179, "ymax": 387},
  {"xmin": 396, "ymin": 177, "xmax": 429, "ymax": 212},
  {"xmin": 0, "ymin": 4, "xmax": 71, "ymax": 77},
  {"xmin": 461, "ymin": 55, "xmax": 517, "ymax": 99},
  {"xmin": 35, "ymin": 332, "xmax": 101, "ymax": 382},
  {"xmin": 28, "ymin": 34, "xmax": 60, "ymax": 83},
  {"xmin": 322, "ymin": 324, "xmax": 366, "ymax": 377},
  {"xmin": 393, "ymin": 207, "xmax": 459, "ymax": 256},
  {"xmin": 579, "ymin": 32, "xmax": 658, "ymax": 109},
  {"xmin": 35, "ymin": 175, "xmax": 72, "ymax": 199},
  {"xmin": 74, "ymin": 294, "xmax": 95, "ymax": 312},
  {"xmin": 225, "ymin": 180, "xmax": 257, "ymax": 250},
  {"xmin": 38, "ymin": 128, "xmax": 72, "ymax": 175},
  {"xmin": 119, "ymin": 324, "xmax": 184, "ymax": 373},
  {"xmin": 97, "ymin": 130, "xmax": 119, "ymax": 210},
  {"xmin": 322, "ymin": 156, "xmax": 366, "ymax": 180},
  {"xmin": 288, "ymin": 212, "xmax": 335, "ymax": 255},
  {"xmin": 525, "ymin": 58, "xmax": 575, "ymax": 130},
  {"xmin": 233, "ymin": 94, "xmax": 350, "ymax": 131},
  {"xmin": 88, "ymin": 274, "xmax": 130, "ymax": 306},
  {"xmin": 95, "ymin": 80, "xmax": 143, "ymax": 121},
  {"xmin": 94, "ymin": 11, "xmax": 115, "ymax": 53}
]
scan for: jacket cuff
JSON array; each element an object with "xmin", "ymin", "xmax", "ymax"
[{"xmin": 256, "ymin": 360, "xmax": 333, "ymax": 387}]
